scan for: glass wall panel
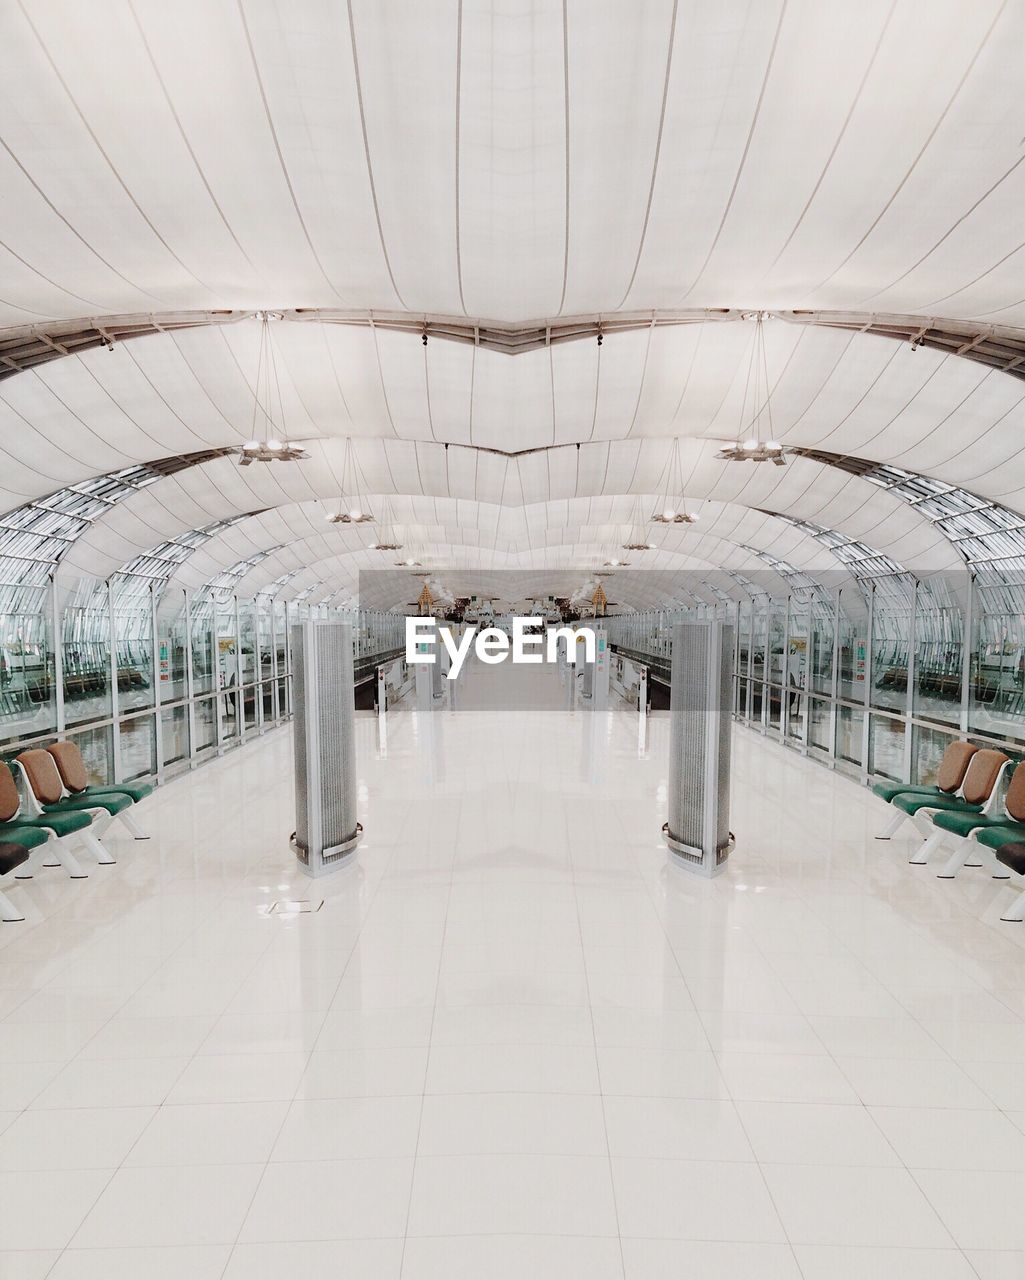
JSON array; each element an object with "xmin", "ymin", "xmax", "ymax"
[
  {"xmin": 112, "ymin": 584, "xmax": 154, "ymax": 713},
  {"xmin": 221, "ymin": 693, "xmax": 240, "ymax": 744},
  {"xmin": 160, "ymin": 704, "xmax": 189, "ymax": 766},
  {"xmin": 750, "ymin": 601, "xmax": 767, "ymax": 689},
  {"xmin": 0, "ymin": 581, "xmax": 56, "ymax": 747},
  {"xmin": 810, "ymin": 595, "xmax": 835, "ymax": 695},
  {"xmin": 157, "ymin": 590, "xmax": 188, "ymax": 705},
  {"xmin": 970, "ymin": 576, "xmax": 1025, "ymax": 737},
  {"xmin": 62, "ymin": 584, "xmax": 112, "ymax": 728},
  {"xmin": 868, "ymin": 713, "xmax": 904, "ymax": 781},
  {"xmin": 766, "ymin": 604, "xmax": 786, "ymax": 689},
  {"xmin": 837, "ymin": 588, "xmax": 869, "ymax": 704},
  {"xmin": 785, "ymin": 598, "xmax": 809, "ymax": 741},
  {"xmin": 243, "ymin": 677, "xmax": 259, "ymax": 732},
  {"xmin": 238, "ymin": 602, "xmax": 257, "ymax": 691},
  {"xmin": 0, "ymin": 592, "xmax": 415, "ymax": 801},
  {"xmin": 737, "ymin": 602, "xmax": 752, "ymax": 720},
  {"xmin": 194, "ymin": 696, "xmax": 218, "ymax": 753},
  {"xmin": 749, "ymin": 677, "xmax": 764, "ymax": 724},
  {"xmin": 767, "ymin": 681, "xmax": 782, "ymax": 730},
  {"xmin": 274, "ymin": 601, "xmax": 287, "ymax": 672},
  {"xmin": 836, "ymin": 704, "xmax": 864, "ymax": 766},
  {"xmin": 809, "ymin": 697, "xmax": 831, "ymax": 752},
  {"xmin": 913, "ymin": 575, "xmax": 964, "ymax": 727},
  {"xmin": 871, "ymin": 591, "xmax": 910, "ymax": 714},
  {"xmin": 190, "ymin": 598, "xmax": 216, "ymax": 696},
  {"xmin": 912, "ymin": 723, "xmax": 955, "ymax": 786},
  {"xmin": 121, "ymin": 712, "xmax": 156, "ymax": 780},
  {"xmin": 69, "ymin": 723, "xmax": 113, "ymax": 784},
  {"xmin": 217, "ymin": 599, "xmax": 240, "ymax": 742},
  {"xmin": 257, "ymin": 599, "xmax": 272, "ymax": 675}
]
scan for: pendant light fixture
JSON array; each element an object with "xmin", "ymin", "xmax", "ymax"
[
  {"xmin": 716, "ymin": 312, "xmax": 787, "ymax": 466},
  {"xmin": 370, "ymin": 497, "xmax": 402, "ymax": 551},
  {"xmin": 326, "ymin": 438, "xmax": 375, "ymax": 524},
  {"xmin": 239, "ymin": 312, "xmax": 310, "ymax": 465},
  {"xmin": 623, "ymin": 496, "xmax": 656, "ymax": 551},
  {"xmin": 651, "ymin": 438, "xmax": 700, "ymax": 523}
]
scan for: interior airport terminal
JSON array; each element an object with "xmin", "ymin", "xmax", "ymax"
[{"xmin": 5, "ymin": 2, "xmax": 1025, "ymax": 1277}]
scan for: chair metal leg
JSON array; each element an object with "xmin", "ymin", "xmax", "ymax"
[
  {"xmin": 87, "ymin": 809, "xmax": 113, "ymax": 838},
  {"xmin": 0, "ymin": 888, "xmax": 25, "ymax": 923},
  {"xmin": 876, "ymin": 809, "xmax": 906, "ymax": 840},
  {"xmin": 81, "ymin": 830, "xmax": 116, "ymax": 866},
  {"xmin": 937, "ymin": 838, "xmax": 973, "ymax": 879},
  {"xmin": 1000, "ymin": 887, "xmax": 1025, "ymax": 922},
  {"xmin": 54, "ymin": 840, "xmax": 87, "ymax": 879},
  {"xmin": 118, "ymin": 809, "xmax": 149, "ymax": 841},
  {"xmin": 909, "ymin": 830, "xmax": 945, "ymax": 865},
  {"xmin": 14, "ymin": 849, "xmax": 39, "ymax": 879}
]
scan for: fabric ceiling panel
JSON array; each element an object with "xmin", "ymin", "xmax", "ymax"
[
  {"xmin": 621, "ymin": 0, "xmax": 792, "ymax": 311},
  {"xmin": 418, "ymin": 339, "xmax": 476, "ymax": 447},
  {"xmin": 8, "ymin": 319, "xmax": 1025, "ymax": 519},
  {"xmin": 348, "ymin": 0, "xmax": 461, "ymax": 313},
  {"xmin": 561, "ymin": 0, "xmax": 684, "ymax": 315},
  {"xmin": 455, "ymin": 0, "xmax": 569, "ymax": 319},
  {"xmin": 0, "ymin": 4, "xmax": 1021, "ymax": 324},
  {"xmin": 158, "ymin": 496, "xmax": 849, "ymax": 603},
  {"xmin": 58, "ymin": 438, "xmax": 959, "ymax": 588}
]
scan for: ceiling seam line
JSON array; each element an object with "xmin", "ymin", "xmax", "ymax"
[
  {"xmin": 614, "ymin": 0, "xmax": 679, "ymax": 310},
  {"xmin": 345, "ymin": 0, "xmax": 410, "ymax": 310}
]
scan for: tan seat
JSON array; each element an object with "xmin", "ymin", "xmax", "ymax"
[
  {"xmin": 900, "ymin": 748, "xmax": 1013, "ymax": 873},
  {"xmin": 13, "ymin": 750, "xmax": 117, "ymax": 869},
  {"xmin": 873, "ymin": 740, "xmax": 979, "ymax": 839},
  {"xmin": 47, "ymin": 741, "xmax": 153, "ymax": 809}
]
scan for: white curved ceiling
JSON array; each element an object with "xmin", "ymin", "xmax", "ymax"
[
  {"xmin": 2, "ymin": 0, "xmax": 1023, "ymax": 610},
  {"xmin": 1, "ymin": 0, "xmax": 1023, "ymax": 324}
]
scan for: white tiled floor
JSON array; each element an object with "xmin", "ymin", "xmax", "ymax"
[{"xmin": 1, "ymin": 660, "xmax": 1025, "ymax": 1276}]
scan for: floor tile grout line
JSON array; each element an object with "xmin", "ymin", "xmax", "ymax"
[
  {"xmin": 216, "ymin": 752, "xmax": 404, "ymax": 1280},
  {"xmin": 35, "ymin": 737, "xmax": 320, "ymax": 1278},
  {"xmin": 568, "ymin": 791, "xmax": 628, "ymax": 1280},
  {"xmin": 396, "ymin": 789, "xmax": 458, "ymax": 1280},
  {"xmin": 621, "ymin": 710, "xmax": 811, "ymax": 1273}
]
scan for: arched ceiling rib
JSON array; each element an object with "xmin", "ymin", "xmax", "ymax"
[
  {"xmin": 59, "ymin": 447, "xmax": 956, "ymax": 589},
  {"xmin": 0, "ymin": 446, "xmax": 236, "ymax": 597},
  {"xmin": 793, "ymin": 448, "xmax": 1025, "ymax": 573},
  {"xmin": 8, "ymin": 308, "xmax": 1025, "ymax": 379}
]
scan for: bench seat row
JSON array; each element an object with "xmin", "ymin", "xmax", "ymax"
[
  {"xmin": 0, "ymin": 742, "xmax": 151, "ymax": 923},
  {"xmin": 874, "ymin": 741, "xmax": 1025, "ymax": 923}
]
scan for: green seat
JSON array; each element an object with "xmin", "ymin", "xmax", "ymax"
[
  {"xmin": 81, "ymin": 782, "xmax": 153, "ymax": 804},
  {"xmin": 45, "ymin": 792, "xmax": 132, "ymax": 818},
  {"xmin": 0, "ymin": 823, "xmax": 50, "ymax": 851},
  {"xmin": 973, "ymin": 823, "xmax": 1025, "ymax": 850},
  {"xmin": 873, "ymin": 782, "xmax": 942, "ymax": 804},
  {"xmin": 892, "ymin": 792, "xmax": 983, "ymax": 818},
  {"xmin": 932, "ymin": 809, "xmax": 1002, "ymax": 837},
  {"xmin": 15, "ymin": 809, "xmax": 92, "ymax": 838}
]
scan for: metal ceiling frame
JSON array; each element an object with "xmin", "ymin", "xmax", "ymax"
[{"xmin": 4, "ymin": 307, "xmax": 1025, "ymax": 379}]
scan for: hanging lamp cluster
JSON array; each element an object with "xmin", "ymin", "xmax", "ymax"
[
  {"xmin": 650, "ymin": 438, "xmax": 700, "ymax": 525},
  {"xmin": 369, "ymin": 497, "xmax": 402, "ymax": 551},
  {"xmin": 326, "ymin": 438, "xmax": 375, "ymax": 524},
  {"xmin": 715, "ymin": 312, "xmax": 786, "ymax": 466},
  {"xmin": 239, "ymin": 313, "xmax": 310, "ymax": 466}
]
